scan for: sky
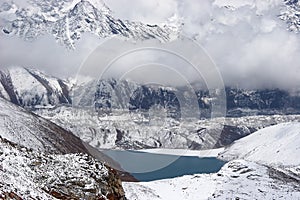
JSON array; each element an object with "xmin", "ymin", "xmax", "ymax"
[{"xmin": 0, "ymin": 0, "xmax": 300, "ymax": 90}]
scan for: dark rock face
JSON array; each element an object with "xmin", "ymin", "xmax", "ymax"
[
  {"xmin": 96, "ymin": 83, "xmax": 300, "ymax": 118},
  {"xmin": 285, "ymin": 0, "xmax": 299, "ymax": 6},
  {"xmin": 214, "ymin": 125, "xmax": 257, "ymax": 148},
  {"xmin": 94, "ymin": 80, "xmax": 113, "ymax": 113},
  {"xmin": 224, "ymin": 88, "xmax": 300, "ymax": 116},
  {"xmin": 91, "ymin": 79, "xmax": 300, "ymax": 119},
  {"xmin": 1, "ymin": 68, "xmax": 300, "ymax": 119},
  {"xmin": 129, "ymin": 86, "xmax": 181, "ymax": 119},
  {"xmin": 225, "ymin": 88, "xmax": 288, "ymax": 110},
  {"xmin": 0, "ymin": 70, "xmax": 20, "ymax": 105}
]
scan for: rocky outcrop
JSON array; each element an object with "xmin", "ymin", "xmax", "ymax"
[{"xmin": 0, "ymin": 136, "xmax": 126, "ymax": 199}]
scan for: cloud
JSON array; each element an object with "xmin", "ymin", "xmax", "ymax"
[
  {"xmin": 0, "ymin": 32, "xmax": 104, "ymax": 78},
  {"xmin": 0, "ymin": 0, "xmax": 300, "ymax": 90},
  {"xmin": 103, "ymin": 0, "xmax": 178, "ymax": 24},
  {"xmin": 103, "ymin": 0, "xmax": 300, "ymax": 89},
  {"xmin": 176, "ymin": 0, "xmax": 300, "ymax": 90},
  {"xmin": 78, "ymin": 37, "xmax": 215, "ymax": 87}
]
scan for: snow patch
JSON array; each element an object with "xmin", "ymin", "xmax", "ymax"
[{"xmin": 220, "ymin": 122, "xmax": 300, "ymax": 167}]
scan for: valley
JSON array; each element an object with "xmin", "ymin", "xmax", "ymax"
[{"xmin": 0, "ymin": 0, "xmax": 300, "ymax": 199}]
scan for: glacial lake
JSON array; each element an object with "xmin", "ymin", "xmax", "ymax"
[{"xmin": 102, "ymin": 150, "xmax": 226, "ymax": 181}]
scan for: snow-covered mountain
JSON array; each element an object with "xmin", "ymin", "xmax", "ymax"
[
  {"xmin": 72, "ymin": 77, "xmax": 300, "ymax": 121},
  {"xmin": 0, "ymin": 67, "xmax": 72, "ymax": 109},
  {"xmin": 207, "ymin": 0, "xmax": 300, "ymax": 34},
  {"xmin": 280, "ymin": 0, "xmax": 300, "ymax": 32},
  {"xmin": 123, "ymin": 123, "xmax": 300, "ymax": 199},
  {"xmin": 74, "ymin": 78, "xmax": 183, "ymax": 119},
  {"xmin": 0, "ymin": 0, "xmax": 298, "ymax": 49},
  {"xmin": 51, "ymin": 74, "xmax": 300, "ymax": 118},
  {"xmin": 0, "ymin": 96, "xmax": 88, "ymax": 154},
  {"xmin": 0, "ymin": 136, "xmax": 125, "ymax": 199},
  {"xmin": 0, "ymin": 95, "xmax": 138, "ymax": 180},
  {"xmin": 0, "ymin": 0, "xmax": 179, "ymax": 49},
  {"xmin": 36, "ymin": 104, "xmax": 300, "ymax": 150},
  {"xmin": 1, "ymin": 67, "xmax": 300, "ymax": 150},
  {"xmin": 219, "ymin": 122, "xmax": 300, "ymax": 167},
  {"xmin": 225, "ymin": 87, "xmax": 300, "ymax": 116},
  {"xmin": 0, "ymin": 92, "xmax": 128, "ymax": 198},
  {"xmin": 1, "ymin": 67, "xmax": 300, "ymax": 116}
]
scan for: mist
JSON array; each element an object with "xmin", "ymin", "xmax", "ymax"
[
  {"xmin": 103, "ymin": 0, "xmax": 300, "ymax": 90},
  {"xmin": 0, "ymin": 32, "xmax": 104, "ymax": 78},
  {"xmin": 0, "ymin": 0, "xmax": 300, "ymax": 90}
]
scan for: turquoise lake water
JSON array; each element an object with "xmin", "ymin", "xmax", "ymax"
[{"xmin": 103, "ymin": 150, "xmax": 226, "ymax": 181}]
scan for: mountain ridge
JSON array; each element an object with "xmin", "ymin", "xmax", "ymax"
[
  {"xmin": 1, "ymin": 67, "xmax": 300, "ymax": 151},
  {"xmin": 0, "ymin": 0, "xmax": 179, "ymax": 49},
  {"xmin": 1, "ymin": 67, "xmax": 300, "ymax": 117}
]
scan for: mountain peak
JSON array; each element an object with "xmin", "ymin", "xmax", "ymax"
[{"xmin": 0, "ymin": 0, "xmax": 179, "ymax": 49}]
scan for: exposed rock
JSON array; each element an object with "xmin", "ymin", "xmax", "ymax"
[{"xmin": 0, "ymin": 136, "xmax": 126, "ymax": 199}]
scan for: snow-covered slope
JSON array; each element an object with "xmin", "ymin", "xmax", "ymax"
[
  {"xmin": 0, "ymin": 97, "xmax": 88, "ymax": 154},
  {"xmin": 0, "ymin": 0, "xmax": 178, "ymax": 49},
  {"xmin": 123, "ymin": 159, "xmax": 300, "ymax": 200},
  {"xmin": 35, "ymin": 104, "xmax": 300, "ymax": 150},
  {"xmin": 219, "ymin": 122, "xmax": 300, "ymax": 167},
  {"xmin": 0, "ymin": 136, "xmax": 125, "ymax": 199},
  {"xmin": 0, "ymin": 95, "xmax": 137, "ymax": 182},
  {"xmin": 1, "ymin": 67, "xmax": 300, "ymax": 151},
  {"xmin": 124, "ymin": 121, "xmax": 300, "ymax": 200},
  {"xmin": 0, "ymin": 67, "xmax": 72, "ymax": 109}
]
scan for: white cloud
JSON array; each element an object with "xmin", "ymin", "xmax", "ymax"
[
  {"xmin": 103, "ymin": 0, "xmax": 178, "ymax": 24},
  {"xmin": 174, "ymin": 0, "xmax": 300, "ymax": 89},
  {"xmin": 1, "ymin": 0, "xmax": 300, "ymax": 90},
  {"xmin": 0, "ymin": 32, "xmax": 104, "ymax": 78}
]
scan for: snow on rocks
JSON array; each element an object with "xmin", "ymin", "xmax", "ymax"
[
  {"xmin": 123, "ymin": 159, "xmax": 300, "ymax": 200},
  {"xmin": 124, "ymin": 123, "xmax": 300, "ymax": 199},
  {"xmin": 0, "ymin": 136, "xmax": 126, "ymax": 199}
]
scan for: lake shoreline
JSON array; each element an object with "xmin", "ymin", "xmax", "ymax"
[
  {"xmin": 136, "ymin": 148, "xmax": 224, "ymax": 158},
  {"xmin": 101, "ymin": 149, "xmax": 226, "ymax": 182}
]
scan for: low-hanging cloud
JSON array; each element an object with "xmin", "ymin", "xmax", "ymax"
[
  {"xmin": 0, "ymin": 32, "xmax": 104, "ymax": 78},
  {"xmin": 0, "ymin": 0, "xmax": 300, "ymax": 90},
  {"xmin": 103, "ymin": 0, "xmax": 178, "ymax": 25},
  {"xmin": 196, "ymin": 0, "xmax": 300, "ymax": 90},
  {"xmin": 103, "ymin": 0, "xmax": 300, "ymax": 90}
]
